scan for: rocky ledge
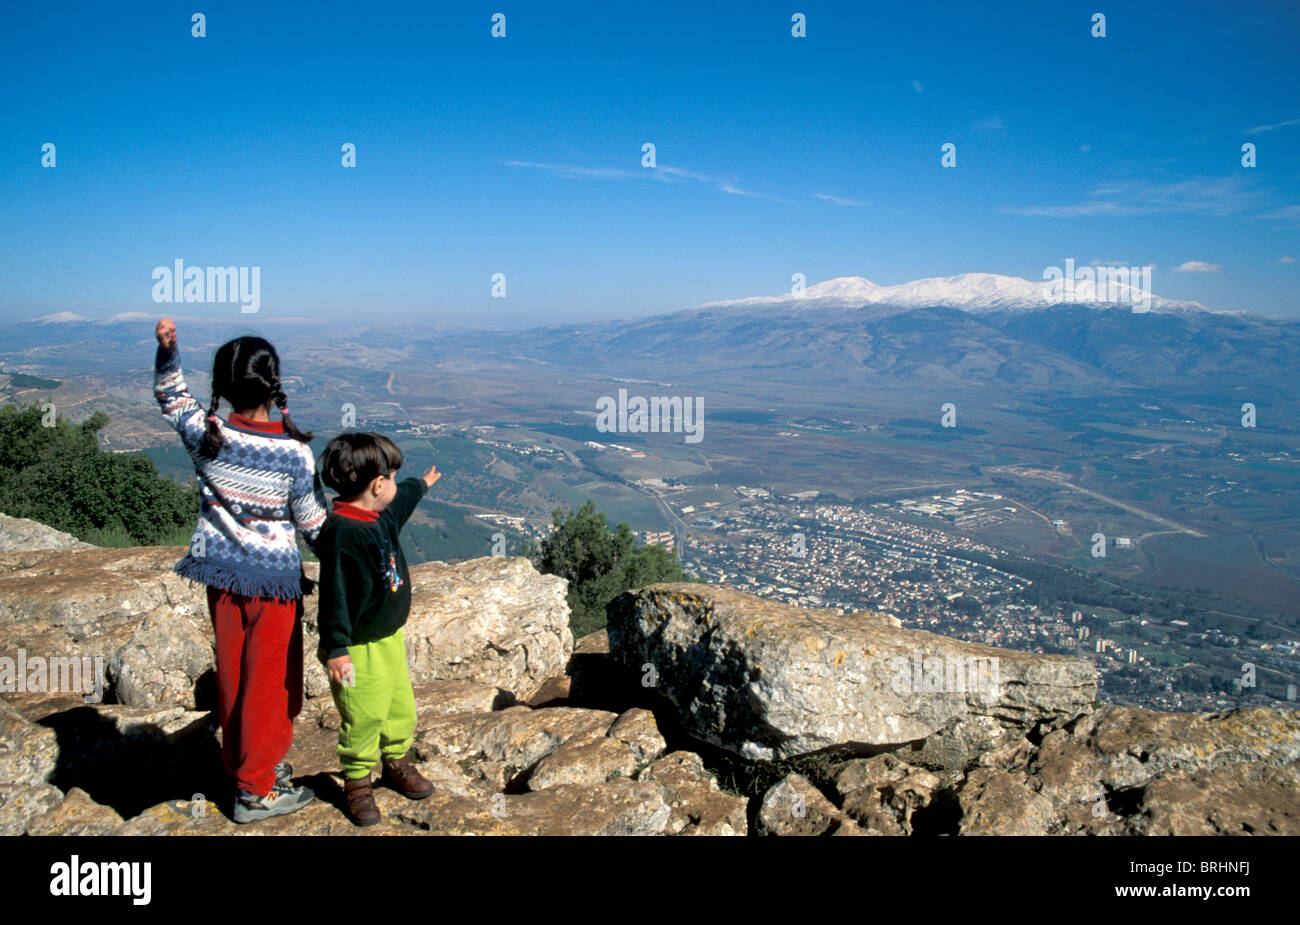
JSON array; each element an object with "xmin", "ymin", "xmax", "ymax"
[{"xmin": 0, "ymin": 516, "xmax": 1295, "ymax": 835}]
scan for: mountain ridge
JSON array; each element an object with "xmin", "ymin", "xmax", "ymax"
[{"xmin": 696, "ymin": 271, "xmax": 1216, "ymax": 316}]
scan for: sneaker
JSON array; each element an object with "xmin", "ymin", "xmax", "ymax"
[
  {"xmin": 343, "ymin": 775, "xmax": 382, "ymax": 826},
  {"xmin": 274, "ymin": 761, "xmax": 292, "ymax": 785},
  {"xmin": 380, "ymin": 753, "xmax": 435, "ymax": 800},
  {"xmin": 233, "ymin": 781, "xmax": 314, "ymax": 824}
]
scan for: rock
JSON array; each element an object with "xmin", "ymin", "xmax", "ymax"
[
  {"xmin": 1074, "ymin": 705, "xmax": 1300, "ymax": 791},
  {"xmin": 756, "ymin": 773, "xmax": 866, "ymax": 836},
  {"xmin": 0, "ymin": 547, "xmax": 572, "ymax": 715},
  {"xmin": 607, "ymin": 707, "xmax": 667, "ymax": 766},
  {"xmin": 379, "ymin": 778, "xmax": 673, "ymax": 835},
  {"xmin": 525, "ymin": 676, "xmax": 571, "ymax": 707},
  {"xmin": 1022, "ymin": 704, "xmax": 1300, "ymax": 835},
  {"xmin": 302, "ymin": 556, "xmax": 570, "ymax": 705},
  {"xmin": 901, "ymin": 713, "xmax": 1012, "ymax": 771},
  {"xmin": 1031, "ymin": 729, "xmax": 1106, "ymax": 809},
  {"xmin": 119, "ymin": 795, "xmax": 415, "ymax": 835},
  {"xmin": 637, "ymin": 751, "xmax": 748, "ymax": 836},
  {"xmin": 606, "ymin": 583, "xmax": 1096, "ymax": 764},
  {"xmin": 957, "ymin": 768, "xmax": 1058, "ymax": 835},
  {"xmin": 413, "ymin": 679, "xmax": 511, "ymax": 717},
  {"xmin": 574, "ymin": 630, "xmax": 609, "ymax": 656},
  {"xmin": 405, "ymin": 755, "xmax": 496, "ymax": 800},
  {"xmin": 0, "ymin": 545, "xmax": 208, "ymax": 712},
  {"xmin": 0, "ymin": 701, "xmax": 63, "ymax": 834},
  {"xmin": 0, "ymin": 700, "xmax": 59, "ymax": 787},
  {"xmin": 3, "ymin": 530, "xmax": 1295, "ymax": 838},
  {"xmin": 528, "ymin": 737, "xmax": 637, "ymax": 790},
  {"xmin": 0, "ymin": 546, "xmax": 204, "ymax": 636},
  {"xmin": 396, "ymin": 557, "xmax": 571, "ymax": 704},
  {"xmin": 0, "ymin": 782, "xmax": 63, "ymax": 835},
  {"xmin": 0, "ymin": 513, "xmax": 92, "ymax": 552},
  {"xmin": 109, "ymin": 606, "xmax": 214, "ymax": 709},
  {"xmin": 1137, "ymin": 762, "xmax": 1300, "ymax": 836},
  {"xmin": 413, "ymin": 706, "xmax": 619, "ymax": 790},
  {"xmin": 835, "ymin": 753, "xmax": 940, "ymax": 835},
  {"xmin": 26, "ymin": 787, "xmax": 125, "ymax": 835}
]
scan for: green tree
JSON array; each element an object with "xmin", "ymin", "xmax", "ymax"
[
  {"xmin": 0, "ymin": 404, "xmax": 195, "ymax": 546},
  {"xmin": 532, "ymin": 500, "xmax": 689, "ymax": 637}
]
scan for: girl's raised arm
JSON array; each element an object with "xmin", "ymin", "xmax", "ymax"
[{"xmin": 153, "ymin": 318, "xmax": 207, "ymax": 451}]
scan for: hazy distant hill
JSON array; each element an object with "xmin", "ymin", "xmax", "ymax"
[
  {"xmin": 293, "ymin": 274, "xmax": 1292, "ymax": 395},
  {"xmin": 5, "ymin": 274, "xmax": 1295, "ymax": 395}
]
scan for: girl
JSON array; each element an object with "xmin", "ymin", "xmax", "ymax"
[{"xmin": 154, "ymin": 318, "xmax": 327, "ymax": 824}]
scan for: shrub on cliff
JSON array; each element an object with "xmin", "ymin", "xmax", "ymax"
[
  {"xmin": 532, "ymin": 500, "xmax": 688, "ymax": 636},
  {"xmin": 0, "ymin": 404, "xmax": 195, "ymax": 546}
]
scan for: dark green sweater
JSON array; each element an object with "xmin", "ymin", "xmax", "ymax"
[{"xmin": 316, "ymin": 477, "xmax": 427, "ymax": 659}]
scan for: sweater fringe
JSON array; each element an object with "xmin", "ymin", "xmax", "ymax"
[{"xmin": 175, "ymin": 556, "xmax": 303, "ymax": 601}]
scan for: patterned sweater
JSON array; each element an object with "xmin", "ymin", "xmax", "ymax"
[{"xmin": 154, "ymin": 345, "xmax": 328, "ymax": 600}]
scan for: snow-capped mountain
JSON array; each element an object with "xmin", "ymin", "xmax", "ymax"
[
  {"xmin": 447, "ymin": 270, "xmax": 1288, "ymax": 392},
  {"xmin": 34, "ymin": 312, "xmax": 93, "ymax": 324},
  {"xmin": 697, "ymin": 272, "xmax": 1213, "ymax": 314}
]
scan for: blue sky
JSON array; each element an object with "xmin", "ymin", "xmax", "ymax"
[{"xmin": 3, "ymin": 0, "xmax": 1298, "ymax": 325}]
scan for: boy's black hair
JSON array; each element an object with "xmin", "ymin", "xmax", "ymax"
[
  {"xmin": 200, "ymin": 336, "xmax": 313, "ymax": 457},
  {"xmin": 320, "ymin": 432, "xmax": 404, "ymax": 499}
]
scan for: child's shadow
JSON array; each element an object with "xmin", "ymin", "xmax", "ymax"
[
  {"xmin": 40, "ymin": 706, "xmax": 226, "ymax": 819},
  {"xmin": 301, "ymin": 770, "xmax": 349, "ymax": 815}
]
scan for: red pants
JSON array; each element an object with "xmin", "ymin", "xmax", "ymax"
[{"xmin": 206, "ymin": 587, "xmax": 303, "ymax": 796}]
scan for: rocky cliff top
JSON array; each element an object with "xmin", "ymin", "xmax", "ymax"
[{"xmin": 0, "ymin": 514, "xmax": 1295, "ymax": 836}]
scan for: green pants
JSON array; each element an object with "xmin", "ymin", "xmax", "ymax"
[{"xmin": 325, "ymin": 628, "xmax": 416, "ymax": 780}]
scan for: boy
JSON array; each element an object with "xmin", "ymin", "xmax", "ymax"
[{"xmin": 316, "ymin": 432, "xmax": 441, "ymax": 825}]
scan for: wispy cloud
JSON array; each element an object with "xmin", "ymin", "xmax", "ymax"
[
  {"xmin": 1260, "ymin": 204, "xmax": 1300, "ymax": 221},
  {"xmin": 502, "ymin": 160, "xmax": 638, "ymax": 181},
  {"xmin": 972, "ymin": 115, "xmax": 1006, "ymax": 130},
  {"xmin": 1246, "ymin": 118, "xmax": 1300, "ymax": 134},
  {"xmin": 1279, "ymin": 256, "xmax": 1298, "ymax": 263},
  {"xmin": 1172, "ymin": 260, "xmax": 1222, "ymax": 273},
  {"xmin": 910, "ymin": 80, "xmax": 924, "ymax": 93},
  {"xmin": 502, "ymin": 159, "xmax": 793, "ymax": 202},
  {"xmin": 814, "ymin": 193, "xmax": 870, "ymax": 207},
  {"xmin": 1089, "ymin": 258, "xmax": 1151, "ymax": 268},
  {"xmin": 999, "ymin": 176, "xmax": 1264, "ymax": 218}
]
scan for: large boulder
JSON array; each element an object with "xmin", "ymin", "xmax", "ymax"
[
  {"xmin": 0, "ymin": 545, "xmax": 572, "ymax": 712},
  {"xmin": 302, "ymin": 556, "xmax": 573, "ymax": 705},
  {"xmin": 607, "ymin": 583, "xmax": 1097, "ymax": 765},
  {"xmin": 0, "ymin": 546, "xmax": 206, "ymax": 713},
  {"xmin": 109, "ymin": 606, "xmax": 215, "ymax": 710}
]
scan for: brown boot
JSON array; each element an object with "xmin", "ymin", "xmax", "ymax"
[
  {"xmin": 343, "ymin": 774, "xmax": 382, "ymax": 826},
  {"xmin": 380, "ymin": 753, "xmax": 434, "ymax": 800}
]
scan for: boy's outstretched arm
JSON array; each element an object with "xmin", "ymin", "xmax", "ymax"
[
  {"xmin": 387, "ymin": 464, "xmax": 439, "ymax": 526},
  {"xmin": 152, "ymin": 318, "xmax": 207, "ymax": 451}
]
